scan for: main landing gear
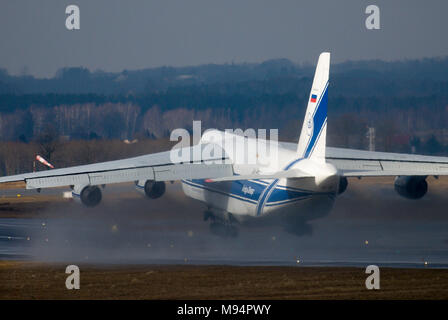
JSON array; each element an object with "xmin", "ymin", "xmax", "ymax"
[{"xmin": 204, "ymin": 209, "xmax": 239, "ymax": 238}]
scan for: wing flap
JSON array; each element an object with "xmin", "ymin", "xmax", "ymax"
[
  {"xmin": 328, "ymin": 150, "xmax": 448, "ymax": 177},
  {"xmin": 342, "ymin": 170, "xmax": 443, "ymax": 177},
  {"xmin": 0, "ymin": 143, "xmax": 233, "ymax": 190},
  {"xmin": 205, "ymin": 169, "xmax": 311, "ymax": 182},
  {"xmin": 88, "ymin": 167, "xmax": 154, "ymax": 186},
  {"xmin": 154, "ymin": 163, "xmax": 233, "ymax": 181},
  {"xmin": 26, "ymin": 173, "xmax": 90, "ymax": 189},
  {"xmin": 21, "ymin": 163, "xmax": 233, "ymax": 189}
]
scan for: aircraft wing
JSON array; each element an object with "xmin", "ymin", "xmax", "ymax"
[
  {"xmin": 205, "ymin": 169, "xmax": 312, "ymax": 182},
  {"xmin": 326, "ymin": 147, "xmax": 448, "ymax": 177},
  {"xmin": 0, "ymin": 144, "xmax": 233, "ymax": 190}
]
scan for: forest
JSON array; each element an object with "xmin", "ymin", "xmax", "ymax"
[{"xmin": 0, "ymin": 57, "xmax": 447, "ymax": 175}]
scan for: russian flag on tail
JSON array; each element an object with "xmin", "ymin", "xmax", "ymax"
[{"xmin": 310, "ymin": 94, "xmax": 317, "ymax": 103}]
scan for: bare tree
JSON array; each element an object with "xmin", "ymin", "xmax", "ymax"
[{"xmin": 36, "ymin": 124, "xmax": 60, "ymax": 163}]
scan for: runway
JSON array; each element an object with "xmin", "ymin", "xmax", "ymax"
[{"xmin": 1, "ymin": 179, "xmax": 448, "ymax": 268}]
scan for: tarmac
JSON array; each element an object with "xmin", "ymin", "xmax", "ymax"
[{"xmin": 1, "ymin": 178, "xmax": 448, "ymax": 299}]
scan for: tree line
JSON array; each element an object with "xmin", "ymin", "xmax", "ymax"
[{"xmin": 0, "ymin": 56, "xmax": 446, "ymax": 175}]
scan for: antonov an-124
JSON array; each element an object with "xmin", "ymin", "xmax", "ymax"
[{"xmin": 2, "ymin": 53, "xmax": 448, "ymax": 236}]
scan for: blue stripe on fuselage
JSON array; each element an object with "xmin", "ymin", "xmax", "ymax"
[
  {"xmin": 255, "ymin": 178, "xmax": 279, "ymax": 216},
  {"xmin": 183, "ymin": 179, "xmax": 258, "ymax": 204},
  {"xmin": 255, "ymin": 157, "xmax": 306, "ymax": 216},
  {"xmin": 183, "ymin": 176, "xmax": 315, "ymax": 211},
  {"xmin": 188, "ymin": 179, "xmax": 265, "ymax": 204},
  {"xmin": 266, "ymin": 187, "xmax": 312, "ymax": 203}
]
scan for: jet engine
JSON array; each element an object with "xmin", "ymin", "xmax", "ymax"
[
  {"xmin": 72, "ymin": 185, "xmax": 102, "ymax": 207},
  {"xmin": 136, "ymin": 180, "xmax": 166, "ymax": 199},
  {"xmin": 338, "ymin": 176, "xmax": 348, "ymax": 195},
  {"xmin": 394, "ymin": 176, "xmax": 428, "ymax": 199}
]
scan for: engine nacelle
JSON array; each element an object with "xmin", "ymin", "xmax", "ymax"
[
  {"xmin": 72, "ymin": 185, "xmax": 102, "ymax": 207},
  {"xmin": 338, "ymin": 177, "xmax": 348, "ymax": 195},
  {"xmin": 136, "ymin": 180, "xmax": 166, "ymax": 199},
  {"xmin": 394, "ymin": 176, "xmax": 428, "ymax": 199}
]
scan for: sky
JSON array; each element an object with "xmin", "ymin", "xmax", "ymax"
[{"xmin": 1, "ymin": 0, "xmax": 447, "ymax": 78}]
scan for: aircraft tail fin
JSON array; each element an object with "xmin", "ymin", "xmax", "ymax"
[{"xmin": 296, "ymin": 52, "xmax": 330, "ymax": 163}]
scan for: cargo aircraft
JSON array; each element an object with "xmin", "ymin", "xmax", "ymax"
[{"xmin": 2, "ymin": 52, "xmax": 448, "ymax": 236}]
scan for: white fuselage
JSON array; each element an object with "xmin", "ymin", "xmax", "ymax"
[{"xmin": 181, "ymin": 130, "xmax": 340, "ymax": 224}]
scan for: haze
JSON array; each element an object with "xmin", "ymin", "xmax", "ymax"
[{"xmin": 1, "ymin": 0, "xmax": 447, "ymax": 77}]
